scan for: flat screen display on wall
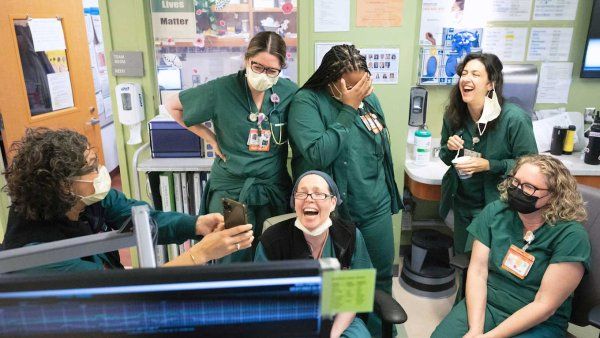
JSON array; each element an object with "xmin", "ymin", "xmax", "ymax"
[{"xmin": 581, "ymin": 0, "xmax": 600, "ymax": 78}]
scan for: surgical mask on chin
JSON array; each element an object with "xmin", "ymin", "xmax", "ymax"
[
  {"xmin": 294, "ymin": 218, "xmax": 332, "ymax": 237},
  {"xmin": 75, "ymin": 165, "xmax": 112, "ymax": 206},
  {"xmin": 477, "ymin": 85, "xmax": 501, "ymax": 136},
  {"xmin": 507, "ymin": 186, "xmax": 541, "ymax": 214},
  {"xmin": 246, "ymin": 66, "xmax": 278, "ymax": 92}
]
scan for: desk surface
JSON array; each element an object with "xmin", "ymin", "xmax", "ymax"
[{"xmin": 404, "ymin": 151, "xmax": 600, "ymax": 186}]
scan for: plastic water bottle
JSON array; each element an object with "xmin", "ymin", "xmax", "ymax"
[{"xmin": 414, "ymin": 125, "xmax": 432, "ymax": 165}]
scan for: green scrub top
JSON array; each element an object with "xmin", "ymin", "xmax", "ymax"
[
  {"xmin": 179, "ymin": 70, "xmax": 297, "ymax": 183},
  {"xmin": 455, "ymin": 119, "xmax": 485, "ymax": 208},
  {"xmin": 255, "ymin": 228, "xmax": 373, "ymax": 270},
  {"xmin": 288, "ymin": 89, "xmax": 401, "ymax": 220},
  {"xmin": 17, "ymin": 189, "xmax": 199, "ymax": 273},
  {"xmin": 439, "ymin": 103, "xmax": 539, "ymax": 219},
  {"xmin": 467, "ymin": 200, "xmax": 591, "ymax": 331}
]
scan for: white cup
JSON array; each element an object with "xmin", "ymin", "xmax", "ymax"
[{"xmin": 452, "ymin": 156, "xmax": 472, "ymax": 179}]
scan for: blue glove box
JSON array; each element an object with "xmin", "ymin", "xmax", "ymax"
[{"xmin": 148, "ymin": 115, "xmax": 202, "ymax": 158}]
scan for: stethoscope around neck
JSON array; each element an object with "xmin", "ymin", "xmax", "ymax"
[{"xmin": 244, "ymin": 81, "xmax": 287, "ymax": 145}]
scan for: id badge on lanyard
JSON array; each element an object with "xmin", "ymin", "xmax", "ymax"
[
  {"xmin": 247, "ymin": 128, "xmax": 271, "ymax": 152},
  {"xmin": 501, "ymin": 231, "xmax": 536, "ymax": 279}
]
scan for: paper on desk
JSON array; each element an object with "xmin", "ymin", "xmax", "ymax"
[
  {"xmin": 321, "ymin": 269, "xmax": 376, "ymax": 316},
  {"xmin": 532, "ymin": 112, "xmax": 573, "ymax": 152}
]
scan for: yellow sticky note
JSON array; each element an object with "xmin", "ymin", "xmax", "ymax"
[{"xmin": 320, "ymin": 269, "xmax": 376, "ymax": 316}]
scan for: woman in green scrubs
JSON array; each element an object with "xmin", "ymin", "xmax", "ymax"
[
  {"xmin": 287, "ymin": 45, "xmax": 402, "ymax": 298},
  {"xmin": 433, "ymin": 155, "xmax": 590, "ymax": 338},
  {"xmin": 439, "ymin": 53, "xmax": 538, "ymax": 254},
  {"xmin": 2, "ymin": 128, "xmax": 254, "ymax": 273},
  {"xmin": 255, "ymin": 171, "xmax": 371, "ymax": 338},
  {"xmin": 166, "ymin": 32, "xmax": 298, "ymax": 262}
]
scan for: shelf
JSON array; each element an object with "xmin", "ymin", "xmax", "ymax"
[
  {"xmin": 252, "ymin": 7, "xmax": 296, "ymax": 13},
  {"xmin": 211, "ymin": 4, "xmax": 251, "ymax": 12},
  {"xmin": 137, "ymin": 157, "xmax": 214, "ymax": 172},
  {"xmin": 160, "ymin": 36, "xmax": 296, "ymax": 48}
]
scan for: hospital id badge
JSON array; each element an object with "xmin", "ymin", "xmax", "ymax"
[
  {"xmin": 463, "ymin": 149, "xmax": 482, "ymax": 158},
  {"xmin": 257, "ymin": 130, "xmax": 271, "ymax": 152},
  {"xmin": 501, "ymin": 245, "xmax": 535, "ymax": 279},
  {"xmin": 248, "ymin": 128, "xmax": 260, "ymax": 151}
]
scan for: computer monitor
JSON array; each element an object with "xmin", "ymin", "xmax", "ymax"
[
  {"xmin": 581, "ymin": 0, "xmax": 600, "ymax": 78},
  {"xmin": 0, "ymin": 260, "xmax": 328, "ymax": 338},
  {"xmin": 157, "ymin": 67, "xmax": 182, "ymax": 90}
]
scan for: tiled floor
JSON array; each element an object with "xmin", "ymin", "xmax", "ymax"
[{"xmin": 393, "ymin": 260, "xmax": 455, "ymax": 338}]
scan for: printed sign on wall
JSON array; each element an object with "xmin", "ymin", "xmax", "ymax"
[{"xmin": 151, "ymin": 0, "xmax": 196, "ymax": 40}]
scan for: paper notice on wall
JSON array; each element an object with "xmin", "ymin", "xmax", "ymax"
[
  {"xmin": 315, "ymin": 42, "xmax": 351, "ymax": 70},
  {"xmin": 482, "ymin": 27, "xmax": 528, "ymax": 62},
  {"xmin": 533, "ymin": 0, "xmax": 578, "ymax": 20},
  {"xmin": 536, "ymin": 62, "xmax": 573, "ymax": 104},
  {"xmin": 47, "ymin": 72, "xmax": 74, "ymax": 111},
  {"xmin": 360, "ymin": 48, "xmax": 400, "ymax": 84},
  {"xmin": 28, "ymin": 18, "xmax": 66, "ymax": 52},
  {"xmin": 314, "ymin": 0, "xmax": 350, "ymax": 32},
  {"xmin": 356, "ymin": 0, "xmax": 404, "ymax": 27},
  {"xmin": 487, "ymin": 0, "xmax": 532, "ymax": 21},
  {"xmin": 527, "ymin": 27, "xmax": 573, "ymax": 61}
]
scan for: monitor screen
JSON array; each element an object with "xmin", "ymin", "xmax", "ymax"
[
  {"xmin": 581, "ymin": 0, "xmax": 600, "ymax": 78},
  {"xmin": 0, "ymin": 261, "xmax": 324, "ymax": 338},
  {"xmin": 157, "ymin": 67, "xmax": 182, "ymax": 90}
]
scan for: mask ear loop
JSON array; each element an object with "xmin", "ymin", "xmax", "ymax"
[{"xmin": 479, "ymin": 82, "xmax": 496, "ymax": 135}]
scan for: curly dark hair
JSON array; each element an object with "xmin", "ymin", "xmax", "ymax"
[
  {"xmin": 3, "ymin": 128, "xmax": 96, "ymax": 220},
  {"xmin": 444, "ymin": 53, "xmax": 505, "ymax": 131}
]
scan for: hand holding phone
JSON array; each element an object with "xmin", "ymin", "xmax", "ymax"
[{"xmin": 222, "ymin": 198, "xmax": 248, "ymax": 229}]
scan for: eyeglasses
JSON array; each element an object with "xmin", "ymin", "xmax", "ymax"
[
  {"xmin": 250, "ymin": 61, "xmax": 281, "ymax": 78},
  {"xmin": 506, "ymin": 176, "xmax": 550, "ymax": 197},
  {"xmin": 293, "ymin": 192, "xmax": 333, "ymax": 201}
]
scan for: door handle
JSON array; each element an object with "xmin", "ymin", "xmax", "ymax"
[{"xmin": 87, "ymin": 118, "xmax": 100, "ymax": 126}]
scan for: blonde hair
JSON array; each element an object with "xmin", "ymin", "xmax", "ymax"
[{"xmin": 498, "ymin": 154, "xmax": 587, "ymax": 224}]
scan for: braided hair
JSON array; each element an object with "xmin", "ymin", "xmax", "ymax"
[{"xmin": 302, "ymin": 44, "xmax": 369, "ymax": 90}]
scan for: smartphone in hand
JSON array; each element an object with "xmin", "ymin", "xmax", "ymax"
[{"xmin": 222, "ymin": 198, "xmax": 248, "ymax": 229}]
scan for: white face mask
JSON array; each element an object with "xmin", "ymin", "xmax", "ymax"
[
  {"xmin": 246, "ymin": 66, "xmax": 279, "ymax": 92},
  {"xmin": 329, "ymin": 83, "xmax": 343, "ymax": 101},
  {"xmin": 477, "ymin": 84, "xmax": 501, "ymax": 135},
  {"xmin": 74, "ymin": 165, "xmax": 112, "ymax": 206},
  {"xmin": 294, "ymin": 218, "xmax": 332, "ymax": 237}
]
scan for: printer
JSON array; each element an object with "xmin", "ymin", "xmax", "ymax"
[{"xmin": 148, "ymin": 115, "xmax": 203, "ymax": 158}]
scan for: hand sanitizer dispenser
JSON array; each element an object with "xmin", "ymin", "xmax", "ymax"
[
  {"xmin": 116, "ymin": 83, "xmax": 144, "ymax": 145},
  {"xmin": 408, "ymin": 87, "xmax": 428, "ymax": 127}
]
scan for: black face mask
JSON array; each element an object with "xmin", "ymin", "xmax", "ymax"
[{"xmin": 507, "ymin": 186, "xmax": 541, "ymax": 214}]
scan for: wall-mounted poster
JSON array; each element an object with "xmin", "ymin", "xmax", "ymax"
[{"xmin": 360, "ymin": 48, "xmax": 400, "ymax": 84}]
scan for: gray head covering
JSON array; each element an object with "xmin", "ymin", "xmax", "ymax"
[{"xmin": 290, "ymin": 170, "xmax": 342, "ymax": 209}]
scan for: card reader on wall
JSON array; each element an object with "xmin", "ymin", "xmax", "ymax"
[
  {"xmin": 409, "ymin": 86, "xmax": 428, "ymax": 126},
  {"xmin": 148, "ymin": 115, "xmax": 203, "ymax": 158},
  {"xmin": 115, "ymin": 83, "xmax": 144, "ymax": 145}
]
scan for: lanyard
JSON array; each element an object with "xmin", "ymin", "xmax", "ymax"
[
  {"xmin": 522, "ymin": 230, "xmax": 535, "ymax": 251},
  {"xmin": 244, "ymin": 81, "xmax": 287, "ymax": 145}
]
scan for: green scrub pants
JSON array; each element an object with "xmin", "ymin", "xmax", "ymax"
[
  {"xmin": 341, "ymin": 317, "xmax": 371, "ymax": 338},
  {"xmin": 355, "ymin": 210, "xmax": 395, "ymax": 338},
  {"xmin": 432, "ymin": 299, "xmax": 566, "ymax": 338},
  {"xmin": 452, "ymin": 201, "xmax": 482, "ymax": 255},
  {"xmin": 208, "ymin": 190, "xmax": 287, "ymax": 263}
]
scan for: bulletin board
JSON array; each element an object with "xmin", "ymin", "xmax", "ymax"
[{"xmin": 149, "ymin": 0, "xmax": 298, "ymax": 99}]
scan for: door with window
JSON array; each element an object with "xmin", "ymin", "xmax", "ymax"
[{"xmin": 0, "ymin": 0, "xmax": 104, "ymax": 163}]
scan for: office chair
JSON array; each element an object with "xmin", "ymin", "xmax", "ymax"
[
  {"xmin": 263, "ymin": 213, "xmax": 408, "ymax": 338},
  {"xmin": 450, "ymin": 185, "xmax": 600, "ymax": 337}
]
